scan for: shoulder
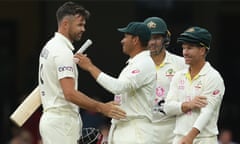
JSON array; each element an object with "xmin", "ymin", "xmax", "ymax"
[
  {"xmin": 167, "ymin": 51, "xmax": 187, "ymax": 69},
  {"xmin": 202, "ymin": 63, "xmax": 225, "ymax": 88},
  {"xmin": 47, "ymin": 37, "xmax": 72, "ymax": 53},
  {"xmin": 169, "ymin": 53, "xmax": 184, "ymax": 63},
  {"xmin": 207, "ymin": 63, "xmax": 224, "ymax": 80},
  {"xmin": 138, "ymin": 55, "xmax": 155, "ymax": 69},
  {"xmin": 134, "ymin": 51, "xmax": 155, "ymax": 67}
]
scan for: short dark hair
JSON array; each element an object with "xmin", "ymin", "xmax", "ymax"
[{"xmin": 56, "ymin": 1, "xmax": 90, "ymax": 24}]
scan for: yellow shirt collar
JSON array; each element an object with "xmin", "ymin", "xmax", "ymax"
[{"xmin": 185, "ymin": 71, "xmax": 199, "ymax": 82}]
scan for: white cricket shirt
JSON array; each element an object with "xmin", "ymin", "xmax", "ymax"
[
  {"xmin": 97, "ymin": 50, "xmax": 156, "ymax": 122},
  {"xmin": 165, "ymin": 62, "xmax": 225, "ymax": 137},
  {"xmin": 152, "ymin": 51, "xmax": 187, "ymax": 122},
  {"xmin": 38, "ymin": 32, "xmax": 79, "ymax": 113}
]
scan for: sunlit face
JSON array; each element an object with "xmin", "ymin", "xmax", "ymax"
[
  {"xmin": 182, "ymin": 43, "xmax": 205, "ymax": 65},
  {"xmin": 120, "ymin": 34, "xmax": 135, "ymax": 56},
  {"xmin": 68, "ymin": 15, "xmax": 86, "ymax": 42},
  {"xmin": 147, "ymin": 34, "xmax": 164, "ymax": 55}
]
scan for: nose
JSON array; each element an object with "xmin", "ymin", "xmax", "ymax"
[
  {"xmin": 120, "ymin": 38, "xmax": 124, "ymax": 45},
  {"xmin": 182, "ymin": 48, "xmax": 188, "ymax": 56},
  {"xmin": 149, "ymin": 39, "xmax": 156, "ymax": 45},
  {"xmin": 81, "ymin": 26, "xmax": 86, "ymax": 32}
]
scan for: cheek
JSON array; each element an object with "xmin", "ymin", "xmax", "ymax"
[
  {"xmin": 148, "ymin": 39, "xmax": 155, "ymax": 45},
  {"xmin": 75, "ymin": 26, "xmax": 82, "ymax": 32}
]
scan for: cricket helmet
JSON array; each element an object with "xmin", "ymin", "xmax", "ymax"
[
  {"xmin": 143, "ymin": 17, "xmax": 168, "ymax": 35},
  {"xmin": 79, "ymin": 127, "xmax": 103, "ymax": 144}
]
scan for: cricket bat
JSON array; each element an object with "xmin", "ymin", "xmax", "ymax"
[
  {"xmin": 10, "ymin": 86, "xmax": 41, "ymax": 127},
  {"xmin": 10, "ymin": 39, "xmax": 93, "ymax": 127}
]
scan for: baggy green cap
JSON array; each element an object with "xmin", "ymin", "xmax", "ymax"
[
  {"xmin": 118, "ymin": 22, "xmax": 151, "ymax": 42},
  {"xmin": 143, "ymin": 17, "xmax": 168, "ymax": 35},
  {"xmin": 177, "ymin": 26, "xmax": 212, "ymax": 49}
]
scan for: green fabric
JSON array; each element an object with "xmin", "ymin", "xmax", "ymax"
[
  {"xmin": 177, "ymin": 26, "xmax": 212, "ymax": 49},
  {"xmin": 118, "ymin": 22, "xmax": 151, "ymax": 42},
  {"xmin": 143, "ymin": 17, "xmax": 168, "ymax": 35}
]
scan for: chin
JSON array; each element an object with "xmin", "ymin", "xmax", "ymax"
[
  {"xmin": 151, "ymin": 51, "xmax": 160, "ymax": 55},
  {"xmin": 184, "ymin": 60, "xmax": 190, "ymax": 64}
]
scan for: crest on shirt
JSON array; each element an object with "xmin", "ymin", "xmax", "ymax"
[
  {"xmin": 165, "ymin": 68, "xmax": 175, "ymax": 78},
  {"xmin": 156, "ymin": 86, "xmax": 165, "ymax": 97}
]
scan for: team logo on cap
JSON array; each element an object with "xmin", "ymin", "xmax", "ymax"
[
  {"xmin": 147, "ymin": 21, "xmax": 156, "ymax": 29},
  {"xmin": 186, "ymin": 27, "xmax": 195, "ymax": 32}
]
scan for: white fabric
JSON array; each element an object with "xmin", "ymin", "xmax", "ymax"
[
  {"xmin": 97, "ymin": 50, "xmax": 156, "ymax": 144},
  {"xmin": 110, "ymin": 118, "xmax": 154, "ymax": 144},
  {"xmin": 97, "ymin": 51, "xmax": 156, "ymax": 121},
  {"xmin": 39, "ymin": 108, "xmax": 81, "ymax": 144},
  {"xmin": 165, "ymin": 62, "xmax": 225, "ymax": 138},
  {"xmin": 152, "ymin": 51, "xmax": 186, "ymax": 121},
  {"xmin": 39, "ymin": 32, "xmax": 79, "ymax": 113},
  {"xmin": 173, "ymin": 134, "xmax": 218, "ymax": 144},
  {"xmin": 151, "ymin": 119, "xmax": 175, "ymax": 144},
  {"xmin": 151, "ymin": 51, "xmax": 187, "ymax": 144},
  {"xmin": 38, "ymin": 32, "xmax": 81, "ymax": 143}
]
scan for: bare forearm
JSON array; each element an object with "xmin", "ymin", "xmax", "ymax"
[
  {"xmin": 66, "ymin": 90, "xmax": 126, "ymax": 120},
  {"xmin": 181, "ymin": 96, "xmax": 207, "ymax": 113},
  {"xmin": 186, "ymin": 127, "xmax": 200, "ymax": 140},
  {"xmin": 179, "ymin": 127, "xmax": 200, "ymax": 144},
  {"xmin": 60, "ymin": 72, "xmax": 126, "ymax": 119},
  {"xmin": 68, "ymin": 90, "xmax": 103, "ymax": 112}
]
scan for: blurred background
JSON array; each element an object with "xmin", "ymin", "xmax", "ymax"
[{"xmin": 1, "ymin": 0, "xmax": 240, "ymax": 143}]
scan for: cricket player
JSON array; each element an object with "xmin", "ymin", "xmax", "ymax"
[
  {"xmin": 75, "ymin": 22, "xmax": 156, "ymax": 144},
  {"xmin": 165, "ymin": 26, "xmax": 225, "ymax": 144},
  {"xmin": 143, "ymin": 17, "xmax": 187, "ymax": 144},
  {"xmin": 38, "ymin": 2, "xmax": 126, "ymax": 144}
]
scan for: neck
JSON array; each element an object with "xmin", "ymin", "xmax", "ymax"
[
  {"xmin": 189, "ymin": 60, "xmax": 205, "ymax": 78},
  {"xmin": 129, "ymin": 48, "xmax": 144, "ymax": 58},
  {"xmin": 151, "ymin": 50, "xmax": 166, "ymax": 66},
  {"xmin": 58, "ymin": 28, "xmax": 73, "ymax": 43}
]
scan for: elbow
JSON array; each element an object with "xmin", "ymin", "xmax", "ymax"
[{"xmin": 113, "ymin": 82, "xmax": 130, "ymax": 94}]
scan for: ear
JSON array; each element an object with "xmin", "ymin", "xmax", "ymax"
[
  {"xmin": 133, "ymin": 36, "xmax": 139, "ymax": 45},
  {"xmin": 200, "ymin": 47, "xmax": 206, "ymax": 56},
  {"xmin": 61, "ymin": 17, "xmax": 70, "ymax": 29}
]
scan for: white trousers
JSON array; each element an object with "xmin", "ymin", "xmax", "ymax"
[
  {"xmin": 108, "ymin": 118, "xmax": 154, "ymax": 144},
  {"xmin": 152, "ymin": 119, "xmax": 175, "ymax": 144},
  {"xmin": 173, "ymin": 134, "xmax": 218, "ymax": 144},
  {"xmin": 39, "ymin": 108, "xmax": 81, "ymax": 144}
]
